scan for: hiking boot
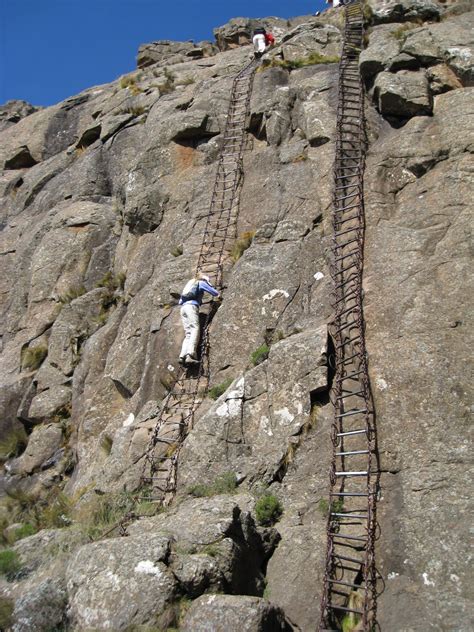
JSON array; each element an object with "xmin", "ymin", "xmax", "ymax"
[{"xmin": 185, "ymin": 354, "xmax": 199, "ymax": 365}]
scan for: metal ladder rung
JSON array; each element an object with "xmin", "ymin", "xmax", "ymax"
[
  {"xmin": 331, "ymin": 513, "xmax": 368, "ymax": 520},
  {"xmin": 334, "ymin": 323, "xmax": 361, "ymax": 345},
  {"xmin": 335, "ymin": 553, "xmax": 365, "ymax": 565},
  {"xmin": 336, "ymin": 388, "xmax": 364, "ymax": 399},
  {"xmin": 337, "ymin": 429, "xmax": 367, "ymax": 438},
  {"xmin": 330, "ymin": 491, "xmax": 369, "ymax": 497},
  {"xmin": 336, "ymin": 407, "xmax": 367, "ymax": 419},
  {"xmin": 333, "ymin": 319, "xmax": 359, "ymax": 335},
  {"xmin": 334, "ymin": 225, "xmax": 361, "ymax": 238},
  {"xmin": 336, "ymin": 449, "xmax": 369, "ymax": 456},
  {"xmin": 334, "ymin": 249, "xmax": 359, "ymax": 263},
  {"xmin": 335, "ymin": 303, "xmax": 359, "ymax": 319},
  {"xmin": 336, "ymin": 368, "xmax": 365, "ymax": 382},
  {"xmin": 327, "ymin": 605, "xmax": 364, "ymax": 615},
  {"xmin": 330, "ymin": 532, "xmax": 367, "ymax": 543},
  {"xmin": 329, "ymin": 579, "xmax": 363, "ymax": 589},
  {"xmin": 335, "ymin": 471, "xmax": 368, "ymax": 477}
]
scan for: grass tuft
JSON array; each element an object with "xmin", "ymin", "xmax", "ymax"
[
  {"xmin": 318, "ymin": 497, "xmax": 344, "ymax": 518},
  {"xmin": 250, "ymin": 343, "xmax": 270, "ymax": 366},
  {"xmin": 0, "ymin": 427, "xmax": 28, "ymax": 462},
  {"xmin": 100, "ymin": 434, "xmax": 113, "ymax": 456},
  {"xmin": 9, "ymin": 522, "xmax": 37, "ymax": 543},
  {"xmin": 391, "ymin": 23, "xmax": 418, "ymax": 41},
  {"xmin": 188, "ymin": 471, "xmax": 237, "ymax": 498},
  {"xmin": 119, "ymin": 75, "xmax": 143, "ymax": 95},
  {"xmin": 170, "ymin": 245, "xmax": 183, "ymax": 257},
  {"xmin": 58, "ymin": 284, "xmax": 86, "ymax": 304},
  {"xmin": 120, "ymin": 105, "xmax": 146, "ymax": 117},
  {"xmin": 94, "ymin": 271, "xmax": 126, "ymax": 326},
  {"xmin": 21, "ymin": 345, "xmax": 48, "ymax": 371},
  {"xmin": 73, "ymin": 490, "xmax": 159, "ymax": 540},
  {"xmin": 0, "ymin": 549, "xmax": 22, "ymax": 581},
  {"xmin": 261, "ymin": 53, "xmax": 340, "ymax": 72},
  {"xmin": 255, "ymin": 494, "xmax": 283, "ymax": 526},
  {"xmin": 231, "ymin": 230, "xmax": 255, "ymax": 262},
  {"xmin": 0, "ymin": 597, "xmax": 14, "ymax": 630},
  {"xmin": 342, "ymin": 592, "xmax": 364, "ymax": 631},
  {"xmin": 208, "ymin": 378, "xmax": 233, "ymax": 400}
]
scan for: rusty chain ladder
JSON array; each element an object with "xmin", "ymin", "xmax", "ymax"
[
  {"xmin": 319, "ymin": 2, "xmax": 379, "ymax": 631},
  {"xmin": 137, "ymin": 57, "xmax": 260, "ymax": 506}
]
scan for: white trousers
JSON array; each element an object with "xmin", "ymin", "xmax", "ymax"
[
  {"xmin": 253, "ymin": 34, "xmax": 266, "ymax": 54},
  {"xmin": 180, "ymin": 303, "xmax": 200, "ymax": 359}
]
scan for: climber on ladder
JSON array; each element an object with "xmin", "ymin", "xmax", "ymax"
[
  {"xmin": 178, "ymin": 273, "xmax": 220, "ymax": 366},
  {"xmin": 252, "ymin": 27, "xmax": 275, "ymax": 58}
]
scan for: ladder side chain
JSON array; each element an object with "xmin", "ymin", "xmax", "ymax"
[
  {"xmin": 138, "ymin": 58, "xmax": 260, "ymax": 506},
  {"xmin": 319, "ymin": 4, "xmax": 379, "ymax": 632}
]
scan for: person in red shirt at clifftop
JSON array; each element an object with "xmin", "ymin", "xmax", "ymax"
[{"xmin": 265, "ymin": 31, "xmax": 275, "ymax": 47}]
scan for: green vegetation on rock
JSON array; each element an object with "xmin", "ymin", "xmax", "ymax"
[
  {"xmin": 58, "ymin": 285, "xmax": 86, "ymax": 304},
  {"xmin": 231, "ymin": 230, "xmax": 255, "ymax": 262},
  {"xmin": 0, "ymin": 549, "xmax": 22, "ymax": 581},
  {"xmin": 262, "ymin": 52, "xmax": 340, "ymax": 72},
  {"xmin": 21, "ymin": 344, "xmax": 48, "ymax": 370},
  {"xmin": 208, "ymin": 377, "xmax": 233, "ymax": 400},
  {"xmin": 188, "ymin": 471, "xmax": 237, "ymax": 497},
  {"xmin": 0, "ymin": 426, "xmax": 28, "ymax": 461},
  {"xmin": 0, "ymin": 597, "xmax": 14, "ymax": 629},
  {"xmin": 255, "ymin": 494, "xmax": 283, "ymax": 526},
  {"xmin": 250, "ymin": 343, "xmax": 270, "ymax": 366}
]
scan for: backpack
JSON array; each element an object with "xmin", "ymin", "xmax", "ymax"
[{"xmin": 181, "ymin": 280, "xmax": 200, "ymax": 302}]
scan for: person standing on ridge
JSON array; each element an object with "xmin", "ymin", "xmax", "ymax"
[{"xmin": 178, "ymin": 273, "xmax": 220, "ymax": 366}]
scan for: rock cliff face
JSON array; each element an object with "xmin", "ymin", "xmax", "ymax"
[{"xmin": 0, "ymin": 1, "xmax": 472, "ymax": 630}]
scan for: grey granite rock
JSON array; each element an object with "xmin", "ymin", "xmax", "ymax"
[
  {"xmin": 0, "ymin": 100, "xmax": 39, "ymax": 133},
  {"xmin": 374, "ymin": 69, "xmax": 433, "ymax": 117},
  {"xmin": 0, "ymin": 6, "xmax": 472, "ymax": 631},
  {"xmin": 12, "ymin": 578, "xmax": 67, "ymax": 632},
  {"xmin": 367, "ymin": 0, "xmax": 441, "ymax": 24}
]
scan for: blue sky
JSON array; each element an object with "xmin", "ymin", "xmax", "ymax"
[{"xmin": 1, "ymin": 0, "xmax": 326, "ymax": 107}]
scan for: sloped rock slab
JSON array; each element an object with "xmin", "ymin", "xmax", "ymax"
[{"xmin": 181, "ymin": 594, "xmax": 295, "ymax": 631}]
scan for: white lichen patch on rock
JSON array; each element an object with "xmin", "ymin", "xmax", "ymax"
[
  {"xmin": 134, "ymin": 560, "xmax": 163, "ymax": 576},
  {"xmin": 262, "ymin": 289, "xmax": 290, "ymax": 301}
]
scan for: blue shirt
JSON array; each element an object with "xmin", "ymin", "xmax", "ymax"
[{"xmin": 179, "ymin": 280, "xmax": 219, "ymax": 306}]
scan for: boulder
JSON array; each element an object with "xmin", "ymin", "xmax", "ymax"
[
  {"xmin": 427, "ymin": 63, "xmax": 464, "ymax": 93},
  {"xmin": 280, "ymin": 24, "xmax": 341, "ymax": 62},
  {"xmin": 136, "ymin": 40, "xmax": 217, "ymax": 69},
  {"xmin": 0, "ymin": 100, "xmax": 39, "ymax": 133},
  {"xmin": 7, "ymin": 424, "xmax": 63, "ymax": 475},
  {"xmin": 27, "ymin": 385, "xmax": 71, "ymax": 422},
  {"xmin": 359, "ymin": 24, "xmax": 404, "ymax": 81},
  {"xmin": 181, "ymin": 594, "xmax": 294, "ymax": 632},
  {"xmin": 373, "ymin": 69, "xmax": 433, "ymax": 117},
  {"xmin": 12, "ymin": 578, "xmax": 67, "ymax": 632},
  {"xmin": 66, "ymin": 533, "xmax": 176, "ymax": 630},
  {"xmin": 213, "ymin": 18, "xmax": 289, "ymax": 51},
  {"xmin": 4, "ymin": 145, "xmax": 38, "ymax": 170}
]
